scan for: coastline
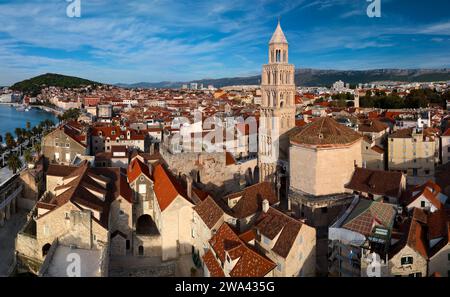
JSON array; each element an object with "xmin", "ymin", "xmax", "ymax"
[{"xmin": 32, "ymin": 105, "xmax": 63, "ymax": 116}]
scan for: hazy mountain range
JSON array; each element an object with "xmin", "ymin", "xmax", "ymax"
[
  {"xmin": 9, "ymin": 69, "xmax": 450, "ymax": 94},
  {"xmin": 116, "ymin": 68, "xmax": 450, "ymax": 89}
]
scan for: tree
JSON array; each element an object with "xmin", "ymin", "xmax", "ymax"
[
  {"xmin": 7, "ymin": 153, "xmax": 23, "ymax": 174},
  {"xmin": 5, "ymin": 132, "xmax": 15, "ymax": 149},
  {"xmin": 24, "ymin": 149, "xmax": 33, "ymax": 164},
  {"xmin": 15, "ymin": 127, "xmax": 23, "ymax": 139},
  {"xmin": 60, "ymin": 108, "xmax": 81, "ymax": 122},
  {"xmin": 33, "ymin": 142, "xmax": 42, "ymax": 155},
  {"xmin": 32, "ymin": 126, "xmax": 39, "ymax": 136}
]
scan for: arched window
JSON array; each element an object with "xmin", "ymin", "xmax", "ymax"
[
  {"xmin": 283, "ymin": 50, "xmax": 287, "ymax": 62},
  {"xmin": 271, "ymin": 50, "xmax": 274, "ymax": 63},
  {"xmin": 276, "ymin": 50, "xmax": 281, "ymax": 62}
]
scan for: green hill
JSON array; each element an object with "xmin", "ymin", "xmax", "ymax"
[{"xmin": 11, "ymin": 73, "xmax": 102, "ymax": 95}]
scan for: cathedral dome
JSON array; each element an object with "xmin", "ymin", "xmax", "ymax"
[{"xmin": 290, "ymin": 117, "xmax": 362, "ymax": 147}]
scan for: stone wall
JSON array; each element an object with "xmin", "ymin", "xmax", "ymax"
[{"xmin": 161, "ymin": 149, "xmax": 257, "ymax": 197}]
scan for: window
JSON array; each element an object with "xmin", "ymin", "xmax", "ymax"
[
  {"xmin": 43, "ymin": 225, "xmax": 50, "ymax": 236},
  {"xmin": 321, "ymin": 207, "xmax": 328, "ymax": 214},
  {"xmin": 93, "ymin": 234, "xmax": 97, "ymax": 242},
  {"xmin": 66, "ymin": 143, "xmax": 70, "ymax": 148},
  {"xmin": 298, "ymin": 235, "xmax": 303, "ymax": 245},
  {"xmin": 119, "ymin": 210, "xmax": 125, "ymax": 216},
  {"xmin": 65, "ymin": 212, "xmax": 70, "ymax": 220},
  {"xmin": 65, "ymin": 153, "xmax": 71, "ymax": 162},
  {"xmin": 263, "ymin": 236, "xmax": 270, "ymax": 245},
  {"xmin": 401, "ymin": 256, "xmax": 413, "ymax": 265},
  {"xmin": 139, "ymin": 184, "xmax": 146, "ymax": 194},
  {"xmin": 227, "ymin": 255, "xmax": 231, "ymax": 263},
  {"xmin": 408, "ymin": 272, "xmax": 422, "ymax": 277},
  {"xmin": 425, "ymin": 170, "xmax": 430, "ymax": 175},
  {"xmin": 55, "ymin": 152, "xmax": 60, "ymax": 161},
  {"xmin": 191, "ymin": 228, "xmax": 196, "ymax": 238},
  {"xmin": 421, "ymin": 201, "xmax": 426, "ymax": 208},
  {"xmin": 299, "ymin": 252, "xmax": 303, "ymax": 261},
  {"xmin": 277, "ymin": 262, "xmax": 282, "ymax": 271},
  {"xmin": 447, "ymin": 253, "xmax": 450, "ymax": 261}
]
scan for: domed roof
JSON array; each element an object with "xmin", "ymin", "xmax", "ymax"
[
  {"xmin": 269, "ymin": 21, "xmax": 288, "ymax": 44},
  {"xmin": 290, "ymin": 117, "xmax": 362, "ymax": 147}
]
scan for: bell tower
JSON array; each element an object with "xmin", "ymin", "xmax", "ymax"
[{"xmin": 259, "ymin": 20, "xmax": 296, "ymax": 183}]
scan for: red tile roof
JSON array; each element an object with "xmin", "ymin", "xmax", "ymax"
[
  {"xmin": 345, "ymin": 167, "xmax": 404, "ymax": 198},
  {"xmin": 202, "ymin": 250, "xmax": 225, "ymax": 277},
  {"xmin": 127, "ymin": 158, "xmax": 152, "ymax": 183},
  {"xmin": 255, "ymin": 207, "xmax": 305, "ymax": 258},
  {"xmin": 153, "ymin": 164, "xmax": 190, "ymax": 211},
  {"xmin": 208, "ymin": 223, "xmax": 276, "ymax": 277},
  {"xmin": 290, "ymin": 117, "xmax": 362, "ymax": 147}
]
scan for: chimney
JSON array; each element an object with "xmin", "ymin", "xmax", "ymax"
[{"xmin": 262, "ymin": 199, "xmax": 269, "ymax": 213}]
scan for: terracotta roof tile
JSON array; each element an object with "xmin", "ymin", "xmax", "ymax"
[
  {"xmin": 256, "ymin": 207, "xmax": 304, "ymax": 258},
  {"xmin": 208, "ymin": 223, "xmax": 276, "ymax": 277},
  {"xmin": 194, "ymin": 197, "xmax": 224, "ymax": 229},
  {"xmin": 345, "ymin": 168, "xmax": 404, "ymax": 197},
  {"xmin": 153, "ymin": 164, "xmax": 191, "ymax": 211},
  {"xmin": 222, "ymin": 182, "xmax": 278, "ymax": 219},
  {"xmin": 290, "ymin": 117, "xmax": 362, "ymax": 147}
]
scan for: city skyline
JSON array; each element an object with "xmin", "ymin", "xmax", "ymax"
[{"xmin": 0, "ymin": 0, "xmax": 449, "ymax": 85}]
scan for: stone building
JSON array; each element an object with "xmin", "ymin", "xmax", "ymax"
[
  {"xmin": 255, "ymin": 205, "xmax": 316, "ymax": 277},
  {"xmin": 442, "ymin": 128, "xmax": 450, "ymax": 164},
  {"xmin": 258, "ymin": 21, "xmax": 296, "ymax": 184},
  {"xmin": 288, "ymin": 116, "xmax": 363, "ymax": 275},
  {"xmin": 0, "ymin": 175, "xmax": 22, "ymax": 227},
  {"xmin": 388, "ymin": 127, "xmax": 440, "ymax": 185},
  {"xmin": 15, "ymin": 161, "xmax": 131, "ymax": 271},
  {"xmin": 361, "ymin": 136, "xmax": 385, "ymax": 170},
  {"xmin": 192, "ymin": 197, "xmax": 225, "ymax": 261},
  {"xmin": 217, "ymin": 182, "xmax": 279, "ymax": 233},
  {"xmin": 42, "ymin": 122, "xmax": 90, "ymax": 166},
  {"xmin": 91, "ymin": 125, "xmax": 150, "ymax": 154},
  {"xmin": 345, "ymin": 167, "xmax": 406, "ymax": 204},
  {"xmin": 388, "ymin": 208, "xmax": 429, "ymax": 277},
  {"xmin": 19, "ymin": 159, "xmax": 45, "ymax": 210}
]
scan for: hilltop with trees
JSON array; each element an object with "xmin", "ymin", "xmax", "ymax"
[{"xmin": 11, "ymin": 73, "xmax": 102, "ymax": 96}]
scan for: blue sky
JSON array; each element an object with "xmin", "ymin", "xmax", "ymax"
[{"xmin": 0, "ymin": 0, "xmax": 449, "ymax": 85}]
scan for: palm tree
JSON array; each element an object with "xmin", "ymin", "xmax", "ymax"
[
  {"xmin": 24, "ymin": 149, "xmax": 34, "ymax": 164},
  {"xmin": 15, "ymin": 127, "xmax": 22, "ymax": 139},
  {"xmin": 7, "ymin": 153, "xmax": 23, "ymax": 174},
  {"xmin": 5, "ymin": 132, "xmax": 15, "ymax": 149},
  {"xmin": 26, "ymin": 121, "xmax": 31, "ymax": 130},
  {"xmin": 33, "ymin": 142, "xmax": 42, "ymax": 155},
  {"xmin": 32, "ymin": 126, "xmax": 39, "ymax": 136}
]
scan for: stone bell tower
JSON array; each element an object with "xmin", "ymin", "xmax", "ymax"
[{"xmin": 259, "ymin": 20, "xmax": 296, "ymax": 183}]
